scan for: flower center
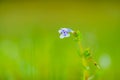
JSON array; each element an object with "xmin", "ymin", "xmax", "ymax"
[{"xmin": 61, "ymin": 30, "xmax": 68, "ymax": 36}]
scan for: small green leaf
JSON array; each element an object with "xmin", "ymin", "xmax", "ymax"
[{"xmin": 83, "ymin": 48, "xmax": 91, "ymax": 58}]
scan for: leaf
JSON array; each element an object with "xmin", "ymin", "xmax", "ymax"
[{"xmin": 83, "ymin": 48, "xmax": 91, "ymax": 58}]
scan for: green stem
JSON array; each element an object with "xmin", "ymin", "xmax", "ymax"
[{"xmin": 78, "ymin": 40, "xmax": 88, "ymax": 80}]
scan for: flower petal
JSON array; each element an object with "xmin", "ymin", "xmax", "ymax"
[
  {"xmin": 61, "ymin": 28, "xmax": 68, "ymax": 31},
  {"xmin": 67, "ymin": 28, "xmax": 73, "ymax": 33},
  {"xmin": 61, "ymin": 28, "xmax": 72, "ymax": 32},
  {"xmin": 60, "ymin": 35, "xmax": 64, "ymax": 39},
  {"xmin": 65, "ymin": 33, "xmax": 70, "ymax": 37},
  {"xmin": 58, "ymin": 30, "xmax": 62, "ymax": 33}
]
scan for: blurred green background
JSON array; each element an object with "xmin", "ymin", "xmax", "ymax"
[{"xmin": 0, "ymin": 0, "xmax": 120, "ymax": 80}]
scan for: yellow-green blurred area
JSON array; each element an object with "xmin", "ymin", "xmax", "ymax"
[{"xmin": 0, "ymin": 1, "xmax": 120, "ymax": 80}]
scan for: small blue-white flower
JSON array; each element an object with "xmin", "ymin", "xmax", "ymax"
[{"xmin": 58, "ymin": 28, "xmax": 73, "ymax": 39}]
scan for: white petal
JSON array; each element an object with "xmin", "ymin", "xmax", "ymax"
[
  {"xmin": 65, "ymin": 34, "xmax": 70, "ymax": 37},
  {"xmin": 61, "ymin": 28, "xmax": 73, "ymax": 32},
  {"xmin": 61, "ymin": 28, "xmax": 68, "ymax": 31},
  {"xmin": 60, "ymin": 35, "xmax": 64, "ymax": 39},
  {"xmin": 68, "ymin": 29, "xmax": 73, "ymax": 32},
  {"xmin": 61, "ymin": 28, "xmax": 67, "ymax": 30},
  {"xmin": 58, "ymin": 30, "xmax": 62, "ymax": 33}
]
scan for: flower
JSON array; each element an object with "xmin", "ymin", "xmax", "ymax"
[{"xmin": 58, "ymin": 28, "xmax": 73, "ymax": 39}]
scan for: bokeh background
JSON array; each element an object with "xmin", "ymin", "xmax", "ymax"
[{"xmin": 0, "ymin": 0, "xmax": 120, "ymax": 80}]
